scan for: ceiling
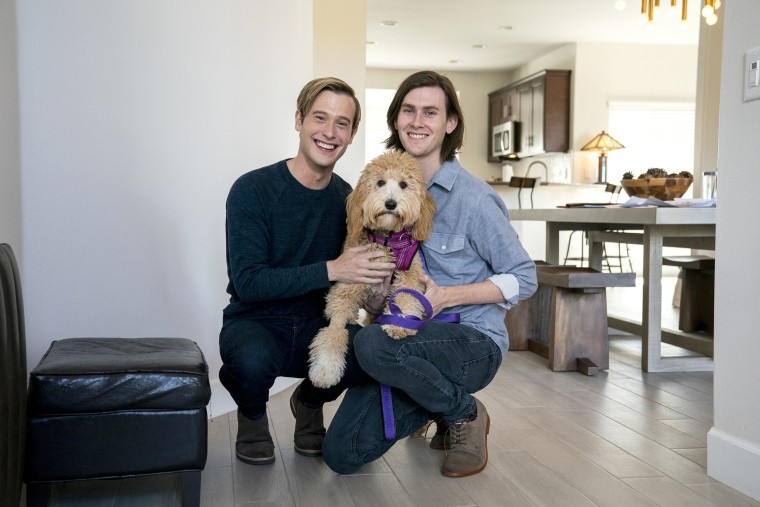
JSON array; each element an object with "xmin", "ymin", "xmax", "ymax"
[{"xmin": 366, "ymin": 0, "xmax": 703, "ymax": 71}]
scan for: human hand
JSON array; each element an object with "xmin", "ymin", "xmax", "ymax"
[
  {"xmin": 365, "ymin": 273, "xmax": 392, "ymax": 315},
  {"xmin": 419, "ymin": 274, "xmax": 449, "ymax": 317},
  {"xmin": 327, "ymin": 244, "xmax": 396, "ymax": 284}
]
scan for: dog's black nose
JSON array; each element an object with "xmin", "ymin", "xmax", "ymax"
[{"xmin": 384, "ymin": 199, "xmax": 397, "ymax": 211}]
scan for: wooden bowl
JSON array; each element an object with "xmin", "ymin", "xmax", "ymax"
[{"xmin": 620, "ymin": 177, "xmax": 693, "ymax": 201}]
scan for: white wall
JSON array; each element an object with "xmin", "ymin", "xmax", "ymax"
[
  {"xmin": 708, "ymin": 0, "xmax": 760, "ymax": 500},
  {"xmin": 0, "ymin": 0, "xmax": 21, "ymax": 253},
  {"xmin": 16, "ymin": 1, "xmax": 314, "ymax": 386}
]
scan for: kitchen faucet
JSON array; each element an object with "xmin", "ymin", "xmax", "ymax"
[{"xmin": 525, "ymin": 160, "xmax": 550, "ymax": 185}]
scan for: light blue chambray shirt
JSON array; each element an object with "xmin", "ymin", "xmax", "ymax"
[{"xmin": 421, "ymin": 158, "xmax": 537, "ymax": 356}]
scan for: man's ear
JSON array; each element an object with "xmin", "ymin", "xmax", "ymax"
[
  {"xmin": 295, "ymin": 110, "xmax": 303, "ymax": 132},
  {"xmin": 446, "ymin": 115, "xmax": 458, "ymax": 134}
]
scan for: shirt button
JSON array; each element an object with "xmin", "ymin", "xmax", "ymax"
[{"xmin": 441, "ymin": 245, "xmax": 446, "ymax": 251}]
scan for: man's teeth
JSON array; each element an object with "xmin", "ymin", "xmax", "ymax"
[
  {"xmin": 409, "ymin": 133, "xmax": 426, "ymax": 139},
  {"xmin": 316, "ymin": 141, "xmax": 336, "ymax": 150}
]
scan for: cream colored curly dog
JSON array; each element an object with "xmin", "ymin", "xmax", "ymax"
[{"xmin": 308, "ymin": 150, "xmax": 437, "ymax": 388}]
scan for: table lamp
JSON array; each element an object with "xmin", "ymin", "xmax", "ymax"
[{"xmin": 581, "ymin": 131, "xmax": 624, "ymax": 184}]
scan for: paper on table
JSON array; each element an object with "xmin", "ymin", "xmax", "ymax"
[
  {"xmin": 620, "ymin": 197, "xmax": 716, "ymax": 208},
  {"xmin": 562, "ymin": 203, "xmax": 621, "ymax": 208}
]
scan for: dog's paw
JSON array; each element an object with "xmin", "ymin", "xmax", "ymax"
[
  {"xmin": 308, "ymin": 362, "xmax": 342, "ymax": 389},
  {"xmin": 308, "ymin": 327, "xmax": 349, "ymax": 388},
  {"xmin": 381, "ymin": 324, "xmax": 417, "ymax": 339}
]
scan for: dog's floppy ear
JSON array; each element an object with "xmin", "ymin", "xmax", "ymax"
[
  {"xmin": 411, "ymin": 190, "xmax": 437, "ymax": 241},
  {"xmin": 344, "ymin": 181, "xmax": 367, "ymax": 247}
]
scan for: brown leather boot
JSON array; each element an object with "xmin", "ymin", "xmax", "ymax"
[
  {"xmin": 429, "ymin": 417, "xmax": 451, "ymax": 450},
  {"xmin": 235, "ymin": 409, "xmax": 275, "ymax": 465},
  {"xmin": 289, "ymin": 382, "xmax": 326, "ymax": 456},
  {"xmin": 441, "ymin": 397, "xmax": 490, "ymax": 477}
]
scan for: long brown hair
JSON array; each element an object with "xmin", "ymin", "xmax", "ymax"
[{"xmin": 384, "ymin": 71, "xmax": 465, "ymax": 162}]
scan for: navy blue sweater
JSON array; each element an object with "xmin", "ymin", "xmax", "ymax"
[{"xmin": 223, "ymin": 160, "xmax": 352, "ymax": 320}]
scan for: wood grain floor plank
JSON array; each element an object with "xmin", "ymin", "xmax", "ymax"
[
  {"xmin": 380, "ymin": 437, "xmax": 475, "ymax": 507},
  {"xmin": 623, "ymin": 476, "xmax": 719, "ymax": 507},
  {"xmin": 476, "ymin": 390, "xmax": 540, "ymax": 431},
  {"xmin": 488, "ymin": 449, "xmax": 598, "ymax": 506},
  {"xmin": 559, "ymin": 409, "xmax": 714, "ymax": 485},
  {"xmin": 508, "ymin": 427, "xmax": 659, "ymax": 506},
  {"xmin": 673, "ymin": 447, "xmax": 708, "ymax": 467},
  {"xmin": 659, "ymin": 372, "xmax": 714, "ymax": 395},
  {"xmin": 603, "ymin": 377, "xmax": 713, "ymax": 423},
  {"xmin": 687, "ymin": 482, "xmax": 760, "ymax": 507},
  {"xmin": 200, "ymin": 466, "xmax": 234, "ymax": 507},
  {"xmin": 342, "ymin": 473, "xmax": 418, "ymax": 507},
  {"xmin": 562, "ymin": 389, "xmax": 706, "ymax": 449},
  {"xmin": 517, "ymin": 406, "xmax": 663, "ymax": 479},
  {"xmin": 279, "ymin": 448, "xmax": 356, "ymax": 507},
  {"xmin": 206, "ymin": 412, "xmax": 232, "ymax": 469},
  {"xmin": 660, "ymin": 418, "xmax": 710, "ymax": 444}
]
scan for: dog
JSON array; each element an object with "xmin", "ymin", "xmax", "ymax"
[{"xmin": 308, "ymin": 150, "xmax": 437, "ymax": 389}]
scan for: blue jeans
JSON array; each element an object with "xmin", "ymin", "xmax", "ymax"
[
  {"xmin": 219, "ymin": 316, "xmax": 368, "ymax": 420},
  {"xmin": 322, "ymin": 322, "xmax": 502, "ymax": 474}
]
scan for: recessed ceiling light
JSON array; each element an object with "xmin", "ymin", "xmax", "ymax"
[
  {"xmin": 498, "ymin": 25, "xmax": 513, "ymax": 31},
  {"xmin": 473, "ymin": 44, "xmax": 487, "ymax": 49},
  {"xmin": 449, "ymin": 59, "xmax": 462, "ymax": 64},
  {"xmin": 380, "ymin": 20, "xmax": 398, "ymax": 26}
]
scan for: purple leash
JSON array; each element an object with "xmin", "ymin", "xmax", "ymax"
[{"xmin": 374, "ymin": 289, "xmax": 460, "ymax": 440}]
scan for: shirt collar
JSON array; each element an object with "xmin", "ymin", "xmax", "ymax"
[{"xmin": 428, "ymin": 158, "xmax": 461, "ymax": 192}]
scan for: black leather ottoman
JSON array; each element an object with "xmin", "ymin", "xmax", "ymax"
[{"xmin": 25, "ymin": 337, "xmax": 211, "ymax": 507}]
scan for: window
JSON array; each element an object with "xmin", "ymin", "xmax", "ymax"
[{"xmin": 607, "ymin": 101, "xmax": 696, "ymax": 183}]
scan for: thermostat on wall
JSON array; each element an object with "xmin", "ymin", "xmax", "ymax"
[{"xmin": 744, "ymin": 47, "xmax": 760, "ymax": 102}]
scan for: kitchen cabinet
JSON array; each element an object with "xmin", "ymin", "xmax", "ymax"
[
  {"xmin": 488, "ymin": 69, "xmax": 570, "ymax": 162},
  {"xmin": 487, "ymin": 87, "xmax": 519, "ymax": 162}
]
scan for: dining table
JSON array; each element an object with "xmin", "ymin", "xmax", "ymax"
[{"xmin": 509, "ymin": 205, "xmax": 716, "ymax": 372}]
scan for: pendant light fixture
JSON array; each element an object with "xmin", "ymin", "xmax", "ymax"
[{"xmin": 616, "ymin": 0, "xmax": 722, "ymax": 26}]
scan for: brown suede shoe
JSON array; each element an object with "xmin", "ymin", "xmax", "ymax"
[
  {"xmin": 441, "ymin": 397, "xmax": 490, "ymax": 477},
  {"xmin": 235, "ymin": 409, "xmax": 275, "ymax": 465},
  {"xmin": 429, "ymin": 417, "xmax": 451, "ymax": 450},
  {"xmin": 289, "ymin": 382, "xmax": 326, "ymax": 457}
]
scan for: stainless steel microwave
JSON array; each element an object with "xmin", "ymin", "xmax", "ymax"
[{"xmin": 492, "ymin": 121, "xmax": 519, "ymax": 159}]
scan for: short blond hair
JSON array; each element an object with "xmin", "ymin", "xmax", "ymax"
[{"xmin": 296, "ymin": 77, "xmax": 361, "ymax": 132}]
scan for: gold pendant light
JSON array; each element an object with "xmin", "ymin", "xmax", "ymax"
[{"xmin": 624, "ymin": 0, "xmax": 721, "ymax": 25}]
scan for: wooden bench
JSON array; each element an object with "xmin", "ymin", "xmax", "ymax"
[
  {"xmin": 663, "ymin": 255, "xmax": 715, "ymax": 333},
  {"xmin": 506, "ymin": 264, "xmax": 635, "ymax": 375}
]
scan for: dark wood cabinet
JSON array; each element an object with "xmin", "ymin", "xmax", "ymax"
[{"xmin": 488, "ymin": 69, "xmax": 570, "ymax": 162}]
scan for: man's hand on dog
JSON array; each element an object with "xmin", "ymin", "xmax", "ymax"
[
  {"xmin": 419, "ymin": 274, "xmax": 450, "ymax": 317},
  {"xmin": 327, "ymin": 244, "xmax": 395, "ymax": 284}
]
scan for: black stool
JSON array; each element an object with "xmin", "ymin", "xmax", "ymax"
[{"xmin": 25, "ymin": 337, "xmax": 211, "ymax": 506}]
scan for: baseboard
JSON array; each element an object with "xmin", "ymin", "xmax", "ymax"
[
  {"xmin": 207, "ymin": 377, "xmax": 299, "ymax": 419},
  {"xmin": 707, "ymin": 427, "xmax": 760, "ymax": 501}
]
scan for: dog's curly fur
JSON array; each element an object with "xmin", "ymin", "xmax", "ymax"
[{"xmin": 308, "ymin": 150, "xmax": 437, "ymax": 388}]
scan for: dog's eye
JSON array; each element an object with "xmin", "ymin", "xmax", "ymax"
[
  {"xmin": 377, "ymin": 180, "xmax": 385, "ymax": 187},
  {"xmin": 399, "ymin": 181, "xmax": 408, "ymax": 189}
]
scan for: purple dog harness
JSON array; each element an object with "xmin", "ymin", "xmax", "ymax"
[{"xmin": 367, "ymin": 229, "xmax": 460, "ymax": 440}]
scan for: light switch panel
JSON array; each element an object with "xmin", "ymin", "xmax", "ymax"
[{"xmin": 744, "ymin": 47, "xmax": 760, "ymax": 102}]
